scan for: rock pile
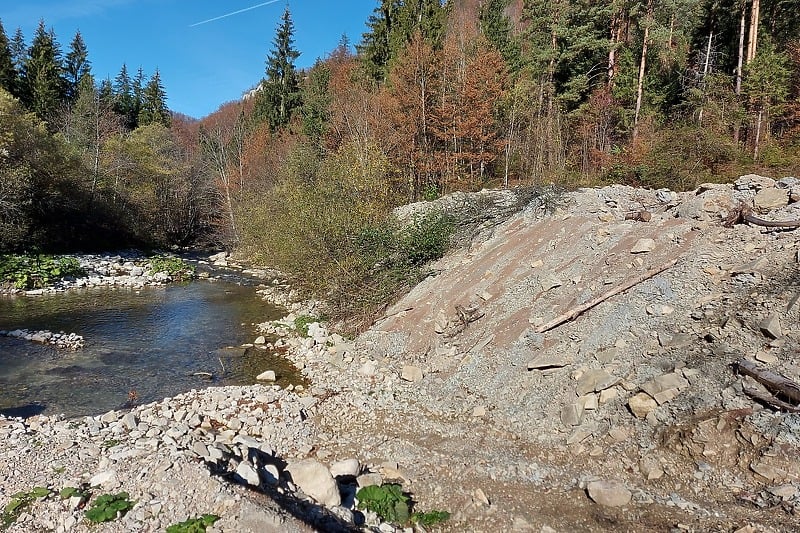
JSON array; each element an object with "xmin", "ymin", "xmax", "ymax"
[
  {"xmin": 3, "ymin": 176, "xmax": 800, "ymax": 531},
  {"xmin": 0, "ymin": 329, "xmax": 84, "ymax": 350},
  {"xmin": 0, "ymin": 384, "xmax": 413, "ymax": 532}
]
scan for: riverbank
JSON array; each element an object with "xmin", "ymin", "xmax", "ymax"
[{"xmin": 3, "ymin": 177, "xmax": 800, "ymax": 531}]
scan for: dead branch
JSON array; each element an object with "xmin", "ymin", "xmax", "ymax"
[
  {"xmin": 742, "ymin": 387, "xmax": 800, "ymax": 413},
  {"xmin": 743, "ymin": 213, "xmax": 800, "ymax": 229},
  {"xmin": 726, "ymin": 202, "xmax": 800, "ymax": 229},
  {"xmin": 734, "ymin": 359, "xmax": 800, "ymax": 405},
  {"xmin": 624, "ymin": 210, "xmax": 652, "ymax": 222},
  {"xmin": 535, "ymin": 258, "xmax": 679, "ymax": 333}
]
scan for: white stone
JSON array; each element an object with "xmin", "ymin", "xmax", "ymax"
[
  {"xmin": 330, "ymin": 458, "xmax": 360, "ymax": 478},
  {"xmin": 256, "ymin": 370, "xmax": 276, "ymax": 381},
  {"xmin": 235, "ymin": 462, "xmax": 261, "ymax": 487},
  {"xmin": 586, "ymin": 480, "xmax": 632, "ymax": 507},
  {"xmin": 285, "ymin": 459, "xmax": 341, "ymax": 508},
  {"xmin": 401, "ymin": 366, "xmax": 423, "ymax": 382}
]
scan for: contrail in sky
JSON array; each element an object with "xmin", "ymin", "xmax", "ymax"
[{"xmin": 189, "ymin": 0, "xmax": 280, "ymax": 27}]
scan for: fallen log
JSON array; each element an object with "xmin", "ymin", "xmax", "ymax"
[
  {"xmin": 725, "ymin": 202, "xmax": 800, "ymax": 229},
  {"xmin": 734, "ymin": 359, "xmax": 800, "ymax": 406},
  {"xmin": 743, "ymin": 213, "xmax": 800, "ymax": 229},
  {"xmin": 535, "ymin": 258, "xmax": 679, "ymax": 333}
]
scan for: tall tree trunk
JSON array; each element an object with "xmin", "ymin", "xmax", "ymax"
[
  {"xmin": 736, "ymin": 5, "xmax": 746, "ymax": 93},
  {"xmin": 608, "ymin": 12, "xmax": 620, "ymax": 87},
  {"xmin": 753, "ymin": 108, "xmax": 763, "ymax": 159},
  {"xmin": 746, "ymin": 0, "xmax": 760, "ymax": 63},
  {"xmin": 633, "ymin": 0, "xmax": 653, "ymax": 143},
  {"xmin": 698, "ymin": 31, "xmax": 713, "ymax": 125},
  {"xmin": 734, "ymin": 4, "xmax": 746, "ymax": 144}
]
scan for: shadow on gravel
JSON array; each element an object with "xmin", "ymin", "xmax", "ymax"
[
  {"xmin": 205, "ymin": 457, "xmax": 362, "ymax": 533},
  {"xmin": 0, "ymin": 402, "xmax": 46, "ymax": 418}
]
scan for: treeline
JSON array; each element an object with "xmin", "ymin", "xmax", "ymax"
[
  {"xmin": 0, "ymin": 19, "xmax": 198, "ymax": 252},
  {"xmin": 1, "ymin": 2, "xmax": 799, "ymax": 320}
]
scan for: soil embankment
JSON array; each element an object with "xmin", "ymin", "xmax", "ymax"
[{"xmin": 2, "ymin": 175, "xmax": 800, "ymax": 531}]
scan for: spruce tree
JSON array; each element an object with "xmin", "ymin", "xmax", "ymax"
[
  {"xmin": 21, "ymin": 20, "xmax": 65, "ymax": 121},
  {"xmin": 358, "ymin": 0, "xmax": 447, "ymax": 83},
  {"xmin": 300, "ymin": 59, "xmax": 331, "ymax": 151},
  {"xmin": 255, "ymin": 6, "xmax": 301, "ymax": 131},
  {"xmin": 99, "ymin": 77, "xmax": 114, "ymax": 108},
  {"xmin": 480, "ymin": 0, "xmax": 521, "ymax": 75},
  {"xmin": 132, "ymin": 66, "xmax": 145, "ymax": 122},
  {"xmin": 138, "ymin": 68, "xmax": 170, "ymax": 127},
  {"xmin": 64, "ymin": 30, "xmax": 91, "ymax": 104},
  {"xmin": 358, "ymin": 0, "xmax": 397, "ymax": 82},
  {"xmin": 113, "ymin": 63, "xmax": 136, "ymax": 129},
  {"xmin": 0, "ymin": 19, "xmax": 17, "ymax": 96}
]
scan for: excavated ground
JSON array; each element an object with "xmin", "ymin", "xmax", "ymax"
[
  {"xmin": 307, "ymin": 176, "xmax": 800, "ymax": 531},
  {"xmin": 3, "ymin": 175, "xmax": 800, "ymax": 532}
]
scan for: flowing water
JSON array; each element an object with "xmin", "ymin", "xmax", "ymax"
[{"xmin": 0, "ymin": 279, "xmax": 303, "ymax": 418}]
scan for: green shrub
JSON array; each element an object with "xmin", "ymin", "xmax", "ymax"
[
  {"xmin": 0, "ymin": 254, "xmax": 84, "ymax": 289},
  {"xmin": 356, "ymin": 484, "xmax": 410, "ymax": 524},
  {"xmin": 356, "ymin": 484, "xmax": 449, "ymax": 527},
  {"xmin": 148, "ymin": 255, "xmax": 195, "ymax": 281},
  {"xmin": 398, "ymin": 211, "xmax": 454, "ymax": 266},
  {"xmin": 293, "ymin": 315, "xmax": 317, "ymax": 336}
]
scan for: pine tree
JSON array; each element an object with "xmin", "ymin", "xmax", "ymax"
[
  {"xmin": 255, "ymin": 6, "xmax": 301, "ymax": 131},
  {"xmin": 64, "ymin": 30, "xmax": 91, "ymax": 104},
  {"xmin": 358, "ymin": 0, "xmax": 397, "ymax": 83},
  {"xmin": 21, "ymin": 20, "xmax": 65, "ymax": 121},
  {"xmin": 480, "ymin": 0, "xmax": 522, "ymax": 75},
  {"xmin": 113, "ymin": 63, "xmax": 136, "ymax": 129},
  {"xmin": 132, "ymin": 66, "xmax": 145, "ymax": 121},
  {"xmin": 138, "ymin": 68, "xmax": 170, "ymax": 127},
  {"xmin": 98, "ymin": 77, "xmax": 114, "ymax": 108},
  {"xmin": 301, "ymin": 59, "xmax": 332, "ymax": 151},
  {"xmin": 358, "ymin": 0, "xmax": 447, "ymax": 83},
  {"xmin": 0, "ymin": 19, "xmax": 17, "ymax": 96},
  {"xmin": 10, "ymin": 27, "xmax": 26, "ymax": 73}
]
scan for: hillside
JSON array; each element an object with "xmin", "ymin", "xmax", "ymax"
[{"xmin": 2, "ymin": 177, "xmax": 800, "ymax": 532}]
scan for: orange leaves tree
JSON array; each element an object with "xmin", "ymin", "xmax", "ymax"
[
  {"xmin": 431, "ymin": 34, "xmax": 507, "ymax": 191},
  {"xmin": 384, "ymin": 31, "xmax": 508, "ymax": 200}
]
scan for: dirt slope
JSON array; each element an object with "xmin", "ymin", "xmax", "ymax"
[{"xmin": 315, "ymin": 176, "xmax": 800, "ymax": 531}]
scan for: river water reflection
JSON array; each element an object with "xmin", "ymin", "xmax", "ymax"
[{"xmin": 0, "ymin": 280, "xmax": 295, "ymax": 418}]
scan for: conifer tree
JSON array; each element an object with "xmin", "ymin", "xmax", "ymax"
[
  {"xmin": 358, "ymin": 0, "xmax": 395, "ymax": 82},
  {"xmin": 99, "ymin": 77, "xmax": 114, "ymax": 108},
  {"xmin": 301, "ymin": 59, "xmax": 332, "ymax": 151},
  {"xmin": 255, "ymin": 6, "xmax": 301, "ymax": 131},
  {"xmin": 132, "ymin": 66, "xmax": 145, "ymax": 122},
  {"xmin": 138, "ymin": 68, "xmax": 170, "ymax": 127},
  {"xmin": 20, "ymin": 21, "xmax": 65, "ymax": 121},
  {"xmin": 113, "ymin": 63, "xmax": 135, "ymax": 128},
  {"xmin": 0, "ymin": 19, "xmax": 17, "ymax": 96},
  {"xmin": 480, "ymin": 0, "xmax": 521, "ymax": 75},
  {"xmin": 64, "ymin": 30, "xmax": 91, "ymax": 104},
  {"xmin": 358, "ymin": 0, "xmax": 447, "ymax": 83}
]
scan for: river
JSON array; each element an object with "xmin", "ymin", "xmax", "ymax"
[{"xmin": 0, "ymin": 279, "xmax": 301, "ymax": 418}]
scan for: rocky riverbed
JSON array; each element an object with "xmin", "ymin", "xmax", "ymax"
[{"xmin": 3, "ymin": 175, "xmax": 800, "ymax": 531}]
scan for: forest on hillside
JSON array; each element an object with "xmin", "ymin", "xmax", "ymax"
[{"xmin": 1, "ymin": 0, "xmax": 799, "ymax": 319}]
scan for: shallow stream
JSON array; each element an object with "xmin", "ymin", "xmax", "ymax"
[{"xmin": 0, "ymin": 279, "xmax": 300, "ymax": 418}]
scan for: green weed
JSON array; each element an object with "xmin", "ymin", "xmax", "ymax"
[
  {"xmin": 84, "ymin": 492, "xmax": 135, "ymax": 523},
  {"xmin": 2, "ymin": 487, "xmax": 51, "ymax": 529},
  {"xmin": 0, "ymin": 254, "xmax": 84, "ymax": 289},
  {"xmin": 166, "ymin": 514, "xmax": 220, "ymax": 533},
  {"xmin": 148, "ymin": 255, "xmax": 196, "ymax": 281}
]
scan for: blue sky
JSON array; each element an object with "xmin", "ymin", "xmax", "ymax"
[{"xmin": 1, "ymin": 1, "xmax": 376, "ymax": 118}]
